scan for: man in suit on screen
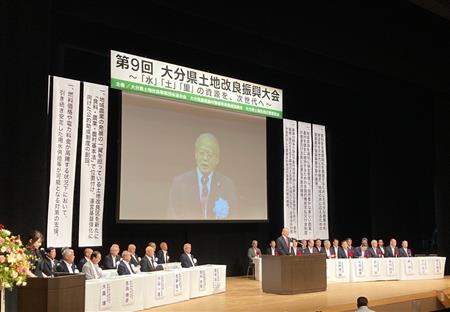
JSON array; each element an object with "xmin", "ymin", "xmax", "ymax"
[
  {"xmin": 276, "ymin": 228, "xmax": 292, "ymax": 255},
  {"xmin": 168, "ymin": 133, "xmax": 237, "ymax": 220}
]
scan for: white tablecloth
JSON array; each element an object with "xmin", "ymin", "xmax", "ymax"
[
  {"xmin": 85, "ymin": 264, "xmax": 226, "ymax": 311},
  {"xmin": 253, "ymin": 256, "xmax": 446, "ymax": 283}
]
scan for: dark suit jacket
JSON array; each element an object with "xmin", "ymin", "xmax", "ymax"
[
  {"xmin": 77, "ymin": 257, "xmax": 88, "ymax": 271},
  {"xmin": 55, "ymin": 261, "xmax": 78, "ymax": 273},
  {"xmin": 168, "ymin": 170, "xmax": 237, "ymax": 219},
  {"xmin": 337, "ymin": 247, "xmax": 351, "ymax": 258},
  {"xmin": 385, "ymin": 246, "xmax": 399, "ymax": 258},
  {"xmin": 180, "ymin": 253, "xmax": 196, "ymax": 268},
  {"xmin": 398, "ymin": 248, "xmax": 412, "ymax": 257},
  {"xmin": 352, "ymin": 247, "xmax": 369, "ymax": 258},
  {"xmin": 314, "ymin": 247, "xmax": 326, "ymax": 254},
  {"xmin": 276, "ymin": 236, "xmax": 291, "ymax": 255},
  {"xmin": 303, "ymin": 247, "xmax": 317, "ymax": 255},
  {"xmin": 378, "ymin": 246, "xmax": 386, "ymax": 257},
  {"xmin": 40, "ymin": 257, "xmax": 57, "ymax": 277},
  {"xmin": 266, "ymin": 247, "xmax": 277, "ymax": 256},
  {"xmin": 103, "ymin": 254, "xmax": 121, "ymax": 269},
  {"xmin": 290, "ymin": 247, "xmax": 302, "ymax": 256},
  {"xmin": 367, "ymin": 247, "xmax": 382, "ymax": 258},
  {"xmin": 130, "ymin": 254, "xmax": 140, "ymax": 266},
  {"xmin": 140, "ymin": 256, "xmax": 163, "ymax": 272},
  {"xmin": 156, "ymin": 250, "xmax": 170, "ymax": 264},
  {"xmin": 117, "ymin": 261, "xmax": 135, "ymax": 275}
]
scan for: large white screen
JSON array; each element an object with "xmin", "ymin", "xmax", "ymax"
[{"xmin": 119, "ymin": 92, "xmax": 267, "ymax": 221}]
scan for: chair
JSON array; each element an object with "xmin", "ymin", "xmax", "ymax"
[{"xmin": 246, "ymin": 261, "xmax": 255, "ymax": 279}]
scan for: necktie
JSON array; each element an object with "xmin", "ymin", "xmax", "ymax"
[
  {"xmin": 150, "ymin": 257, "xmax": 154, "ymax": 269},
  {"xmin": 201, "ymin": 174, "xmax": 209, "ymax": 218},
  {"xmin": 112, "ymin": 256, "xmax": 116, "ymax": 268}
]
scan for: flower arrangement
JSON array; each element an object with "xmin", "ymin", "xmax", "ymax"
[{"xmin": 0, "ymin": 224, "xmax": 32, "ymax": 289}]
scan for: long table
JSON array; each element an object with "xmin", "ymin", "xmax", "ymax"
[
  {"xmin": 253, "ymin": 256, "xmax": 446, "ymax": 283},
  {"xmin": 85, "ymin": 264, "xmax": 226, "ymax": 311}
]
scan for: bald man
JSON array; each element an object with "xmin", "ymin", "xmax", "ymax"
[{"xmin": 168, "ymin": 133, "xmax": 237, "ymax": 220}]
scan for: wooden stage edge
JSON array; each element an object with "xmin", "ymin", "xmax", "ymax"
[{"xmin": 147, "ymin": 276, "xmax": 450, "ymax": 312}]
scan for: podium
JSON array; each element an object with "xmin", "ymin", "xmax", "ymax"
[
  {"xmin": 262, "ymin": 254, "xmax": 326, "ymax": 294},
  {"xmin": 17, "ymin": 274, "xmax": 85, "ymax": 312}
]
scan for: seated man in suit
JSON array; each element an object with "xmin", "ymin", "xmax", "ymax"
[
  {"xmin": 40, "ymin": 247, "xmax": 57, "ymax": 277},
  {"xmin": 168, "ymin": 133, "xmax": 238, "ymax": 220},
  {"xmin": 398, "ymin": 240, "xmax": 413, "ymax": 257},
  {"xmin": 82, "ymin": 251, "xmax": 103, "ymax": 280},
  {"xmin": 266, "ymin": 240, "xmax": 278, "ymax": 256},
  {"xmin": 127, "ymin": 244, "xmax": 140, "ymax": 266},
  {"xmin": 157, "ymin": 242, "xmax": 170, "ymax": 264},
  {"xmin": 385, "ymin": 238, "xmax": 399, "ymax": 257},
  {"xmin": 300, "ymin": 239, "xmax": 308, "ymax": 253},
  {"xmin": 291, "ymin": 239, "xmax": 302, "ymax": 256},
  {"xmin": 367, "ymin": 240, "xmax": 383, "ymax": 258},
  {"xmin": 304, "ymin": 239, "xmax": 316, "ymax": 254},
  {"xmin": 103, "ymin": 244, "xmax": 121, "ymax": 269},
  {"xmin": 55, "ymin": 248, "xmax": 79, "ymax": 273},
  {"xmin": 378, "ymin": 239, "xmax": 386, "ymax": 257},
  {"xmin": 117, "ymin": 251, "xmax": 136, "ymax": 275},
  {"xmin": 314, "ymin": 239, "xmax": 325, "ymax": 254},
  {"xmin": 338, "ymin": 240, "xmax": 351, "ymax": 258},
  {"xmin": 324, "ymin": 240, "xmax": 335, "ymax": 259},
  {"xmin": 332, "ymin": 239, "xmax": 340, "ymax": 258},
  {"xmin": 77, "ymin": 247, "xmax": 93, "ymax": 271},
  {"xmin": 346, "ymin": 237, "xmax": 354, "ymax": 251},
  {"xmin": 140, "ymin": 246, "xmax": 163, "ymax": 272},
  {"xmin": 352, "ymin": 243, "xmax": 370, "ymax": 258},
  {"xmin": 276, "ymin": 228, "xmax": 292, "ymax": 255},
  {"xmin": 248, "ymin": 240, "xmax": 262, "ymax": 261},
  {"xmin": 180, "ymin": 243, "xmax": 197, "ymax": 268}
]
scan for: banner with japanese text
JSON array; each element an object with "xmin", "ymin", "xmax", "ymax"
[
  {"xmin": 312, "ymin": 124, "xmax": 329, "ymax": 239},
  {"xmin": 47, "ymin": 76, "xmax": 80, "ymax": 247},
  {"xmin": 79, "ymin": 82, "xmax": 108, "ymax": 247},
  {"xmin": 111, "ymin": 50, "xmax": 283, "ymax": 119},
  {"xmin": 298, "ymin": 122, "xmax": 313, "ymax": 239},
  {"xmin": 283, "ymin": 119, "xmax": 298, "ymax": 238}
]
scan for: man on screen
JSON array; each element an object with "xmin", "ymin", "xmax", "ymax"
[{"xmin": 168, "ymin": 133, "xmax": 237, "ymax": 220}]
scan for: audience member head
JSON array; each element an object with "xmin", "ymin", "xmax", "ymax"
[{"xmin": 357, "ymin": 296, "xmax": 369, "ymax": 308}]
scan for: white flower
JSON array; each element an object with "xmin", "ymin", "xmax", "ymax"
[
  {"xmin": 22, "ymin": 282, "xmax": 27, "ymax": 286},
  {"xmin": 1, "ymin": 229, "xmax": 11, "ymax": 236},
  {"xmin": 10, "ymin": 271, "xmax": 18, "ymax": 278},
  {"xmin": 0, "ymin": 246, "xmax": 6, "ymax": 253}
]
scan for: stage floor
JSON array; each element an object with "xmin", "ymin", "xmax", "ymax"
[{"xmin": 147, "ymin": 276, "xmax": 450, "ymax": 312}]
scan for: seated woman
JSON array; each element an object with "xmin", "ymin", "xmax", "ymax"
[{"xmin": 25, "ymin": 230, "xmax": 45, "ymax": 277}]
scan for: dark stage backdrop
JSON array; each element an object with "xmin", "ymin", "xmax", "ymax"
[{"xmin": 1, "ymin": 2, "xmax": 449, "ymax": 275}]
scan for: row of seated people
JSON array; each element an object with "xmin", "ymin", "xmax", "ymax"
[
  {"xmin": 38, "ymin": 242, "xmax": 199, "ymax": 280},
  {"xmin": 248, "ymin": 235, "xmax": 413, "ymax": 261}
]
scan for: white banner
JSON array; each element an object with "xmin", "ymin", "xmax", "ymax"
[
  {"xmin": 111, "ymin": 50, "xmax": 283, "ymax": 119},
  {"xmin": 79, "ymin": 82, "xmax": 109, "ymax": 247},
  {"xmin": 283, "ymin": 119, "xmax": 298, "ymax": 238},
  {"xmin": 47, "ymin": 76, "xmax": 80, "ymax": 247},
  {"xmin": 312, "ymin": 124, "xmax": 329, "ymax": 239},
  {"xmin": 297, "ymin": 122, "xmax": 313, "ymax": 239}
]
